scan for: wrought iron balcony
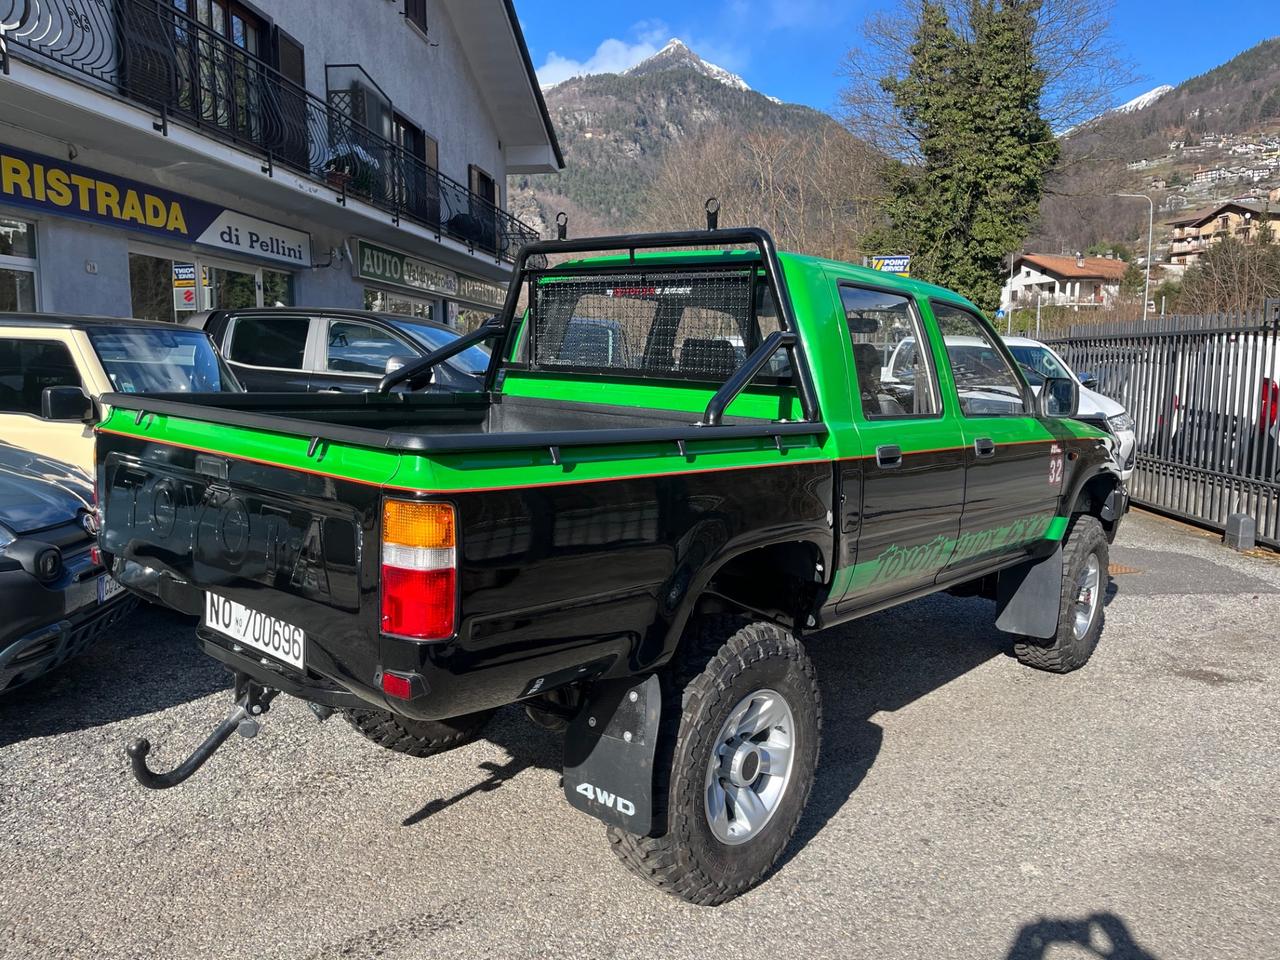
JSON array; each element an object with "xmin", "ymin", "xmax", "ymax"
[{"xmin": 0, "ymin": 0, "xmax": 539, "ymax": 263}]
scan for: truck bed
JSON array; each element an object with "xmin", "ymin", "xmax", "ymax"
[{"xmin": 100, "ymin": 389, "xmax": 824, "ymax": 453}]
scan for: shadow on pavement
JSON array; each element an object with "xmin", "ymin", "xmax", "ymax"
[
  {"xmin": 778, "ymin": 591, "xmax": 1011, "ymax": 868},
  {"xmin": 0, "ymin": 604, "xmax": 227, "ymax": 750},
  {"xmin": 1007, "ymin": 912, "xmax": 1160, "ymax": 959},
  {"xmin": 401, "ymin": 591, "xmax": 1016, "ymax": 862}
]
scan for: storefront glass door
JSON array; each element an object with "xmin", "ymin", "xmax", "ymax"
[{"xmin": 129, "ymin": 248, "xmax": 293, "ymax": 322}]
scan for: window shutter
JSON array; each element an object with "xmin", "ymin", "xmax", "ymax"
[{"xmin": 404, "ymin": 0, "xmax": 427, "ymax": 33}]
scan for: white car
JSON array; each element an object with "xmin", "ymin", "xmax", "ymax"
[
  {"xmin": 1003, "ymin": 336, "xmax": 1136, "ymax": 482},
  {"xmin": 881, "ymin": 335, "xmax": 1136, "ymax": 482}
]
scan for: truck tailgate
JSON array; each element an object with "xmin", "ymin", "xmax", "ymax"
[{"xmin": 97, "ymin": 427, "xmax": 386, "ymax": 690}]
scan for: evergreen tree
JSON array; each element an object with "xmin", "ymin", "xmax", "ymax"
[{"xmin": 867, "ymin": 1, "xmax": 1059, "ymax": 311}]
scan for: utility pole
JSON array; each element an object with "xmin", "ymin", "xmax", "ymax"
[{"xmin": 1113, "ymin": 192, "xmax": 1154, "ymax": 323}]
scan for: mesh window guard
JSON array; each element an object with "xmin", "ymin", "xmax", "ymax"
[{"xmin": 528, "ymin": 267, "xmax": 776, "ymax": 382}]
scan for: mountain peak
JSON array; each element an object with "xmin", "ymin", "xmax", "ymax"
[{"xmin": 623, "ymin": 39, "xmax": 752, "ymax": 93}]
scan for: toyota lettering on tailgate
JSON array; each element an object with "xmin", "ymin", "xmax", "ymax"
[{"xmin": 104, "ymin": 461, "xmax": 358, "ymax": 606}]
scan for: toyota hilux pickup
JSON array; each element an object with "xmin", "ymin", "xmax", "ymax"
[{"xmin": 96, "ymin": 228, "xmax": 1126, "ymax": 906}]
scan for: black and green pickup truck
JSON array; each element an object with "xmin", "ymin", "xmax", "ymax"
[{"xmin": 97, "ymin": 228, "xmax": 1125, "ymax": 905}]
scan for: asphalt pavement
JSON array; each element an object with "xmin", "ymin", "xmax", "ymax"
[{"xmin": 2, "ymin": 509, "xmax": 1277, "ymax": 960}]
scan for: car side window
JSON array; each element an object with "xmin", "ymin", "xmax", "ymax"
[
  {"xmin": 326, "ymin": 321, "xmax": 409, "ymax": 375},
  {"xmin": 0, "ymin": 338, "xmax": 83, "ymax": 415},
  {"xmin": 227, "ymin": 316, "xmax": 310, "ymax": 369},
  {"xmin": 838, "ymin": 284, "xmax": 938, "ymax": 419},
  {"xmin": 930, "ymin": 302, "xmax": 1029, "ymax": 417}
]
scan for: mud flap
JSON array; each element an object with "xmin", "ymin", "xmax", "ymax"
[
  {"xmin": 563, "ymin": 673, "xmax": 661, "ymax": 835},
  {"xmin": 995, "ymin": 545, "xmax": 1063, "ymax": 640}
]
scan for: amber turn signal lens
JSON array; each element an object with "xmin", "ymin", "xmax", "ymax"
[{"xmin": 383, "ymin": 500, "xmax": 455, "ymax": 549}]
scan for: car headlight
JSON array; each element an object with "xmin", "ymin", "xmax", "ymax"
[
  {"xmin": 0, "ymin": 523, "xmax": 14, "ymax": 551},
  {"xmin": 1107, "ymin": 413, "xmax": 1135, "ymax": 434}
]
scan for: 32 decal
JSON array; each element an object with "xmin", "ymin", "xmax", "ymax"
[{"xmin": 1048, "ymin": 443, "xmax": 1065, "ymax": 486}]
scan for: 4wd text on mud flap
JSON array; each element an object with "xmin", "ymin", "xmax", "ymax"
[{"xmin": 575, "ymin": 782, "xmax": 636, "ymax": 817}]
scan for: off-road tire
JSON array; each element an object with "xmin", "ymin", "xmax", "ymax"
[
  {"xmin": 1014, "ymin": 515, "xmax": 1108, "ymax": 673},
  {"xmin": 343, "ymin": 706, "xmax": 496, "ymax": 757},
  {"xmin": 607, "ymin": 617, "xmax": 821, "ymax": 906}
]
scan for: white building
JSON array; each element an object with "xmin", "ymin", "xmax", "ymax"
[
  {"xmin": 1000, "ymin": 253, "xmax": 1128, "ymax": 313},
  {"xmin": 0, "ymin": 0, "xmax": 562, "ymax": 323}
]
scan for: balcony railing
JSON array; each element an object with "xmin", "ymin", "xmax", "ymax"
[{"xmin": 0, "ymin": 0, "xmax": 539, "ymax": 263}]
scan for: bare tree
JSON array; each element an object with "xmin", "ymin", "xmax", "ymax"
[{"xmin": 637, "ymin": 126, "xmax": 881, "ymax": 262}]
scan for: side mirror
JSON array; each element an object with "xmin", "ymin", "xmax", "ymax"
[
  {"xmin": 383, "ymin": 355, "xmax": 418, "ymax": 376},
  {"xmin": 42, "ymin": 385, "xmax": 95, "ymax": 423},
  {"xmin": 1038, "ymin": 376, "xmax": 1079, "ymax": 418},
  {"xmin": 1078, "ymin": 372, "xmax": 1099, "ymax": 390}
]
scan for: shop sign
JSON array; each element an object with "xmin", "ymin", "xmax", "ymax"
[
  {"xmin": 456, "ymin": 274, "xmax": 506, "ymax": 309},
  {"xmin": 870, "ymin": 254, "xmax": 911, "ymax": 277},
  {"xmin": 354, "ymin": 239, "xmax": 457, "ymax": 297},
  {"xmin": 172, "ymin": 263, "xmax": 210, "ymax": 311},
  {"xmin": 0, "ymin": 143, "xmax": 311, "ymax": 267}
]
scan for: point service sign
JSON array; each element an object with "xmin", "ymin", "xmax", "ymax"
[{"xmin": 870, "ymin": 254, "xmax": 911, "ymax": 277}]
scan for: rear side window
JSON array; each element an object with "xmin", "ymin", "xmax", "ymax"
[
  {"xmin": 0, "ymin": 338, "xmax": 83, "ymax": 415},
  {"xmin": 930, "ymin": 302, "xmax": 1028, "ymax": 417},
  {"xmin": 326, "ymin": 321, "xmax": 409, "ymax": 375},
  {"xmin": 227, "ymin": 316, "xmax": 310, "ymax": 369},
  {"xmin": 838, "ymin": 284, "xmax": 937, "ymax": 419},
  {"xmin": 526, "ymin": 267, "xmax": 786, "ymax": 383}
]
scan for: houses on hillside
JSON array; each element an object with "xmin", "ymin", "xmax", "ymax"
[
  {"xmin": 1166, "ymin": 200, "xmax": 1280, "ymax": 269},
  {"xmin": 1000, "ymin": 253, "xmax": 1129, "ymax": 313}
]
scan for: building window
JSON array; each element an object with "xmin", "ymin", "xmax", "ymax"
[
  {"xmin": 469, "ymin": 165, "xmax": 497, "ymax": 206},
  {"xmin": 364, "ymin": 287, "xmax": 435, "ymax": 319},
  {"xmin": 0, "ymin": 218, "xmax": 38, "ymax": 312},
  {"xmin": 404, "ymin": 0, "xmax": 428, "ymax": 35}
]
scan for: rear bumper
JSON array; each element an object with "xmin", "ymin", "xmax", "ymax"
[{"xmin": 0, "ymin": 581, "xmax": 137, "ymax": 692}]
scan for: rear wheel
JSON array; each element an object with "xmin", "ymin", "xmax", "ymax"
[
  {"xmin": 343, "ymin": 706, "xmax": 496, "ymax": 757},
  {"xmin": 607, "ymin": 618, "xmax": 821, "ymax": 906},
  {"xmin": 1014, "ymin": 515, "xmax": 1108, "ymax": 673}
]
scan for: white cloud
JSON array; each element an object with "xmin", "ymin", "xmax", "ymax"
[{"xmin": 536, "ymin": 21, "xmax": 670, "ymax": 88}]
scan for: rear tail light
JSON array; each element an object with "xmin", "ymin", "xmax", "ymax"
[
  {"xmin": 1261, "ymin": 378, "xmax": 1279, "ymax": 431},
  {"xmin": 380, "ymin": 500, "xmax": 456, "ymax": 640}
]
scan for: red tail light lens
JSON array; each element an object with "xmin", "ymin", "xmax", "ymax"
[
  {"xmin": 1261, "ymin": 378, "xmax": 1279, "ymax": 430},
  {"xmin": 380, "ymin": 501, "xmax": 456, "ymax": 640}
]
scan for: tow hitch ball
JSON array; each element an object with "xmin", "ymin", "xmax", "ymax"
[{"xmin": 126, "ymin": 674, "xmax": 279, "ymax": 790}]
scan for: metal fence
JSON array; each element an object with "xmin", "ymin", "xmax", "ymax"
[
  {"xmin": 0, "ymin": 0, "xmax": 539, "ymax": 262},
  {"xmin": 1045, "ymin": 306, "xmax": 1280, "ymax": 549}
]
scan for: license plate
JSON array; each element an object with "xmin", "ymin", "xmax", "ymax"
[
  {"xmin": 204, "ymin": 593, "xmax": 305, "ymax": 669},
  {"xmin": 97, "ymin": 574, "xmax": 126, "ymax": 604}
]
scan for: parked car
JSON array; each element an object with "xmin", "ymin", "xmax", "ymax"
[
  {"xmin": 882, "ymin": 334, "xmax": 1136, "ymax": 481},
  {"xmin": 0, "ymin": 314, "xmax": 239, "ymax": 474},
  {"xmin": 186, "ymin": 308, "xmax": 492, "ymax": 392},
  {"xmin": 100, "ymin": 227, "xmax": 1123, "ymax": 905},
  {"xmin": 0, "ymin": 442, "xmax": 134, "ymax": 693},
  {"xmin": 1002, "ymin": 336, "xmax": 1137, "ymax": 482}
]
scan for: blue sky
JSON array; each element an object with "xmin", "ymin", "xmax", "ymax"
[{"xmin": 517, "ymin": 1, "xmax": 1279, "ymax": 114}]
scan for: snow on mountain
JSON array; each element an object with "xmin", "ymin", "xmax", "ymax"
[
  {"xmin": 1112, "ymin": 85, "xmax": 1174, "ymax": 114},
  {"xmin": 623, "ymin": 39, "xmax": 752, "ymax": 93}
]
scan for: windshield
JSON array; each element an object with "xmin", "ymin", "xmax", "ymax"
[
  {"xmin": 88, "ymin": 328, "xmax": 240, "ymax": 393},
  {"xmin": 1008, "ymin": 344, "xmax": 1074, "ymax": 385},
  {"xmin": 385, "ymin": 319, "xmax": 491, "ymax": 375}
]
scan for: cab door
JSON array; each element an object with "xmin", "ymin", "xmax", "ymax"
[
  {"xmin": 833, "ymin": 282, "xmax": 966, "ymax": 610},
  {"xmin": 0, "ymin": 332, "xmax": 95, "ymax": 472},
  {"xmin": 926, "ymin": 300, "xmax": 1065, "ymax": 582}
]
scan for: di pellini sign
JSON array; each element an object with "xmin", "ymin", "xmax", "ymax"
[{"xmin": 0, "ymin": 143, "xmax": 311, "ymax": 268}]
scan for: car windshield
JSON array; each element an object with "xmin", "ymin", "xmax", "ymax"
[
  {"xmin": 385, "ymin": 319, "xmax": 492, "ymax": 375},
  {"xmin": 1008, "ymin": 344, "xmax": 1073, "ymax": 385},
  {"xmin": 87, "ymin": 327, "xmax": 240, "ymax": 393}
]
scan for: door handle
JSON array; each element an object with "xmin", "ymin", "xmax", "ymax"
[
  {"xmin": 974, "ymin": 437, "xmax": 996, "ymax": 458},
  {"xmin": 876, "ymin": 444, "xmax": 903, "ymax": 468},
  {"xmin": 317, "ymin": 387, "xmax": 346, "ymax": 393}
]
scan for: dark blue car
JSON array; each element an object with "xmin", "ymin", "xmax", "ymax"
[{"xmin": 0, "ymin": 442, "xmax": 134, "ymax": 693}]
